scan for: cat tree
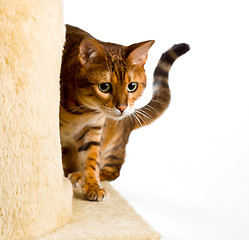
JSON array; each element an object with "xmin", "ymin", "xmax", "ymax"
[{"xmin": 0, "ymin": 0, "xmax": 160, "ymax": 239}]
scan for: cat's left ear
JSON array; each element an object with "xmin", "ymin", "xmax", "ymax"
[{"xmin": 126, "ymin": 40, "xmax": 155, "ymax": 66}]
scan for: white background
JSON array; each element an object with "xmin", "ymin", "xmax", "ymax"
[{"xmin": 63, "ymin": 1, "xmax": 249, "ymax": 239}]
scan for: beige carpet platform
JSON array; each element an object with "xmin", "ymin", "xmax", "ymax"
[{"xmin": 38, "ymin": 182, "xmax": 160, "ymax": 240}]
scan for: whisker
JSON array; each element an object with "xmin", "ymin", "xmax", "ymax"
[
  {"xmin": 132, "ymin": 113, "xmax": 142, "ymax": 128},
  {"xmin": 66, "ymin": 105, "xmax": 85, "ymax": 112},
  {"xmin": 134, "ymin": 111, "xmax": 147, "ymax": 125},
  {"xmin": 136, "ymin": 109, "xmax": 152, "ymax": 124},
  {"xmin": 102, "ymin": 106, "xmax": 117, "ymax": 113},
  {"xmin": 143, "ymin": 104, "xmax": 160, "ymax": 115},
  {"xmin": 138, "ymin": 109, "xmax": 153, "ymax": 121}
]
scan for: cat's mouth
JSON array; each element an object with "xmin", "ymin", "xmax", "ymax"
[{"xmin": 101, "ymin": 106, "xmax": 135, "ymax": 120}]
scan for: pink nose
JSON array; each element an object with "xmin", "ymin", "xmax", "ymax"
[{"xmin": 116, "ymin": 105, "xmax": 127, "ymax": 113}]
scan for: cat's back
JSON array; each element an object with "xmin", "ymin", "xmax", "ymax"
[
  {"xmin": 62, "ymin": 25, "xmax": 93, "ymax": 61},
  {"xmin": 66, "ymin": 25, "xmax": 93, "ymax": 41}
]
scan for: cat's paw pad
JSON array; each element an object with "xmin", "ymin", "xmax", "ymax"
[
  {"xmin": 83, "ymin": 184, "xmax": 107, "ymax": 201},
  {"xmin": 67, "ymin": 172, "xmax": 83, "ymax": 188}
]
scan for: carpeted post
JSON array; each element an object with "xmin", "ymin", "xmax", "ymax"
[{"xmin": 0, "ymin": 1, "xmax": 72, "ymax": 239}]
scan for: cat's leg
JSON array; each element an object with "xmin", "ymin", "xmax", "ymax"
[
  {"xmin": 99, "ymin": 155, "xmax": 124, "ymax": 181},
  {"xmin": 99, "ymin": 121, "xmax": 128, "ymax": 182},
  {"xmin": 81, "ymin": 149, "xmax": 106, "ymax": 201},
  {"xmin": 76, "ymin": 127, "xmax": 106, "ymax": 201},
  {"xmin": 62, "ymin": 144, "xmax": 80, "ymax": 176}
]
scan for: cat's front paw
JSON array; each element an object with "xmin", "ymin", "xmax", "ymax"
[
  {"xmin": 68, "ymin": 172, "xmax": 83, "ymax": 187},
  {"xmin": 82, "ymin": 183, "xmax": 107, "ymax": 201},
  {"xmin": 67, "ymin": 172, "xmax": 107, "ymax": 201}
]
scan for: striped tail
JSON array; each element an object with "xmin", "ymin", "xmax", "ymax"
[{"xmin": 132, "ymin": 43, "xmax": 190, "ymax": 130}]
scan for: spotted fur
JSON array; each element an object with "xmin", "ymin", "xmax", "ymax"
[{"xmin": 60, "ymin": 24, "xmax": 189, "ymax": 201}]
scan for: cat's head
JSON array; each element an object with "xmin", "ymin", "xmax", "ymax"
[{"xmin": 75, "ymin": 37, "xmax": 154, "ymax": 119}]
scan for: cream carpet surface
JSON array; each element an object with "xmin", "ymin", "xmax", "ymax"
[{"xmin": 37, "ymin": 182, "xmax": 160, "ymax": 240}]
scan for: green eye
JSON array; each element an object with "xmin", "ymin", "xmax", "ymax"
[
  {"xmin": 98, "ymin": 83, "xmax": 112, "ymax": 93},
  {"xmin": 127, "ymin": 82, "xmax": 138, "ymax": 92}
]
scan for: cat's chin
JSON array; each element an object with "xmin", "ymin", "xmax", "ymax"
[
  {"xmin": 101, "ymin": 107, "xmax": 135, "ymax": 120},
  {"xmin": 105, "ymin": 113, "xmax": 130, "ymax": 120}
]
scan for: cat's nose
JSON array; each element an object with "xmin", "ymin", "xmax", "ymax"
[{"xmin": 116, "ymin": 105, "xmax": 127, "ymax": 113}]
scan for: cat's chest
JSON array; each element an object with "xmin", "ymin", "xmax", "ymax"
[{"xmin": 59, "ymin": 106, "xmax": 105, "ymax": 146}]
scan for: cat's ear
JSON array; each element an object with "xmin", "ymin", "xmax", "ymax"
[
  {"xmin": 126, "ymin": 40, "xmax": 155, "ymax": 66},
  {"xmin": 78, "ymin": 38, "xmax": 105, "ymax": 65}
]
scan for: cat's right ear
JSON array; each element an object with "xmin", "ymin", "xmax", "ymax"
[
  {"xmin": 78, "ymin": 38, "xmax": 105, "ymax": 65},
  {"xmin": 126, "ymin": 40, "xmax": 155, "ymax": 66}
]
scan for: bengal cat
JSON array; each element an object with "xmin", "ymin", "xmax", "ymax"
[{"xmin": 60, "ymin": 24, "xmax": 189, "ymax": 201}]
